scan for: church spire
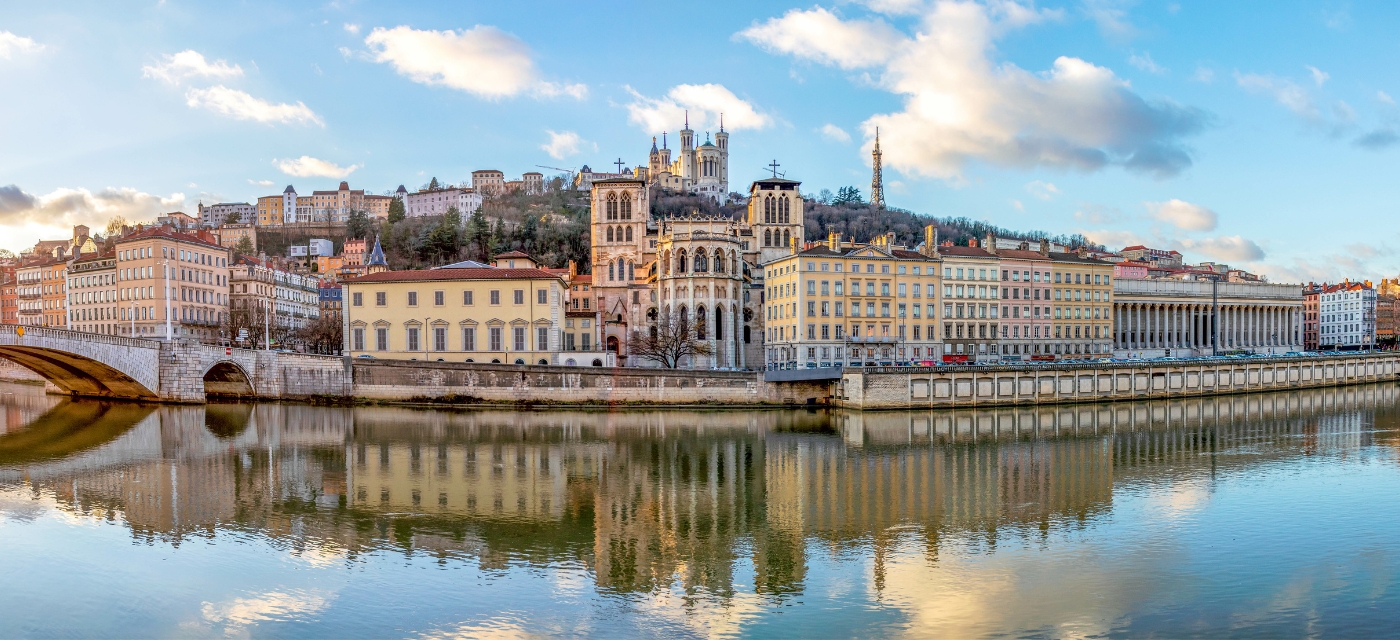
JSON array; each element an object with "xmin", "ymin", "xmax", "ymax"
[
  {"xmin": 870, "ymin": 127, "xmax": 886, "ymax": 210},
  {"xmin": 719, "ymin": 112, "xmax": 724, "ymax": 132}
]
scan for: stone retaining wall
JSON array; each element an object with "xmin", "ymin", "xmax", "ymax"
[
  {"xmin": 352, "ymin": 360, "xmax": 833, "ymax": 406},
  {"xmin": 840, "ymin": 353, "xmax": 1400, "ymax": 409}
]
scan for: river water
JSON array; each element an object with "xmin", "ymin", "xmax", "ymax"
[{"xmin": 3, "ymin": 382, "xmax": 1400, "ymax": 638}]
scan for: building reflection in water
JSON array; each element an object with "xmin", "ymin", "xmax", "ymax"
[{"xmin": 1, "ymin": 383, "xmax": 1396, "ymax": 600}]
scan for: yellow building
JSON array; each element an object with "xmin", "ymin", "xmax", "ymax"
[
  {"xmin": 762, "ymin": 228, "xmax": 943, "ymax": 369},
  {"xmin": 1049, "ymin": 250, "xmax": 1115, "ymax": 357},
  {"xmin": 343, "ymin": 255, "xmax": 566, "ymax": 364}
]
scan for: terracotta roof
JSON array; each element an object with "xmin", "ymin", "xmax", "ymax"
[
  {"xmin": 939, "ymin": 246, "xmax": 998, "ymax": 258},
  {"xmin": 343, "ymin": 268, "xmax": 564, "ymax": 284},
  {"xmin": 115, "ymin": 226, "xmax": 225, "ymax": 250},
  {"xmin": 573, "ymin": 274, "xmax": 592, "ymax": 284},
  {"xmin": 73, "ymin": 248, "xmax": 116, "ymax": 264},
  {"xmin": 493, "ymin": 250, "xmax": 532, "ymax": 259},
  {"xmin": 1048, "ymin": 252, "xmax": 1113, "ymax": 265},
  {"xmin": 992, "ymin": 249, "xmax": 1052, "ymax": 261}
]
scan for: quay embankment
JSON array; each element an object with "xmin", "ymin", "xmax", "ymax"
[{"xmin": 837, "ymin": 352, "xmax": 1400, "ymax": 410}]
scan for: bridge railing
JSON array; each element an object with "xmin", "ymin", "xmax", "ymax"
[{"xmin": 0, "ymin": 324, "xmax": 164, "ymax": 349}]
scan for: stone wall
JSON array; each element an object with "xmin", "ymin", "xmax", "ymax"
[
  {"xmin": 352, "ymin": 360, "xmax": 832, "ymax": 406},
  {"xmin": 840, "ymin": 353, "xmax": 1400, "ymax": 409}
]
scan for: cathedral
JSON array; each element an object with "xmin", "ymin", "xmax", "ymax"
[
  {"xmin": 589, "ymin": 122, "xmax": 806, "ymax": 368},
  {"xmin": 639, "ymin": 114, "xmax": 730, "ymax": 203}
]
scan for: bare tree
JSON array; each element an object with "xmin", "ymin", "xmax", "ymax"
[
  {"xmin": 627, "ymin": 314, "xmax": 714, "ymax": 368},
  {"xmin": 223, "ymin": 299, "xmax": 271, "ymax": 348},
  {"xmin": 295, "ymin": 313, "xmax": 343, "ymax": 355}
]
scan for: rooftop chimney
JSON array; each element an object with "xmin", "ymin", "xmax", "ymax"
[
  {"xmin": 983, "ymin": 233, "xmax": 997, "ymax": 254},
  {"xmin": 1038, "ymin": 238, "xmax": 1050, "ymax": 256},
  {"xmin": 828, "ymin": 232, "xmax": 840, "ymax": 251}
]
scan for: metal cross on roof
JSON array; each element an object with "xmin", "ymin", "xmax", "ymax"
[
  {"xmin": 614, "ymin": 158, "xmax": 626, "ymax": 173},
  {"xmin": 767, "ymin": 159, "xmax": 781, "ymax": 178}
]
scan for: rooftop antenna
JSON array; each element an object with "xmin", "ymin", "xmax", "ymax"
[{"xmin": 685, "ymin": 110, "xmax": 689, "ymax": 129}]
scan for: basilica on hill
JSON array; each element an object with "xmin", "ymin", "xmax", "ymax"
[{"xmin": 588, "ymin": 119, "xmax": 807, "ymax": 369}]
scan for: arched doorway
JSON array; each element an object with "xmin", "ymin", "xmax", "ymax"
[
  {"xmin": 607, "ymin": 336, "xmax": 620, "ymax": 353},
  {"xmin": 203, "ymin": 361, "xmax": 255, "ymax": 398}
]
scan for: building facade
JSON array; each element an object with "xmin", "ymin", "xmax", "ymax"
[
  {"xmin": 113, "ymin": 227, "xmax": 231, "ymax": 340},
  {"xmin": 643, "ymin": 119, "xmax": 730, "ymax": 202},
  {"xmin": 763, "ymin": 231, "xmax": 943, "ymax": 369},
  {"xmin": 1112, "ymin": 279, "xmax": 1303, "ymax": 357},
  {"xmin": 342, "ymin": 264, "xmax": 565, "ymax": 364},
  {"xmin": 1318, "ymin": 281, "xmax": 1377, "ymax": 350},
  {"xmin": 198, "ymin": 202, "xmax": 256, "ymax": 228},
  {"xmin": 1303, "ymin": 284, "xmax": 1321, "ymax": 351},
  {"xmin": 404, "ymin": 187, "xmax": 482, "ymax": 218},
  {"xmin": 68, "ymin": 249, "xmax": 118, "ymax": 334},
  {"xmin": 471, "ymin": 170, "xmax": 505, "ymax": 196}
]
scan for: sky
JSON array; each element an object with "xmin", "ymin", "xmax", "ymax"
[{"xmin": 1, "ymin": 0, "xmax": 1398, "ymax": 284}]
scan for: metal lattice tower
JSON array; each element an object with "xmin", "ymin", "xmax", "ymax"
[{"xmin": 870, "ymin": 127, "xmax": 886, "ymax": 210}]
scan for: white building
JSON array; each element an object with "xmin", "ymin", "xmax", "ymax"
[
  {"xmin": 1319, "ymin": 282, "xmax": 1376, "ymax": 350},
  {"xmin": 644, "ymin": 116, "xmax": 730, "ymax": 203},
  {"xmin": 404, "ymin": 187, "xmax": 483, "ymax": 217},
  {"xmin": 198, "ymin": 202, "xmax": 256, "ymax": 228}
]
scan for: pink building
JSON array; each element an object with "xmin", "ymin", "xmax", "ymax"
[
  {"xmin": 995, "ymin": 246, "xmax": 1055, "ymax": 360},
  {"xmin": 1114, "ymin": 261, "xmax": 1150, "ymax": 280}
]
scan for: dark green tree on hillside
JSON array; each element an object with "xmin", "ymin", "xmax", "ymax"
[
  {"xmin": 387, "ymin": 198, "xmax": 406, "ymax": 224},
  {"xmin": 346, "ymin": 209, "xmax": 372, "ymax": 239}
]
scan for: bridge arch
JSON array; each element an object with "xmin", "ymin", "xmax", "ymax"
[
  {"xmin": 202, "ymin": 360, "xmax": 256, "ymax": 398},
  {"xmin": 0, "ymin": 344, "xmax": 159, "ymax": 399}
]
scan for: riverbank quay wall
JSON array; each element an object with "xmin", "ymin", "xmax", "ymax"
[
  {"xmin": 351, "ymin": 360, "xmax": 833, "ymax": 406},
  {"xmin": 838, "ymin": 353, "xmax": 1400, "ymax": 409}
]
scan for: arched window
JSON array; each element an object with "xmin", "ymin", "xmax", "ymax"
[
  {"xmin": 694, "ymin": 249, "xmax": 708, "ymax": 273},
  {"xmin": 625, "ymin": 226, "xmax": 633, "ymax": 242},
  {"xmin": 764, "ymin": 229, "xmax": 772, "ymax": 246},
  {"xmin": 713, "ymin": 250, "xmax": 725, "ymax": 274},
  {"xmin": 715, "ymin": 306, "xmax": 724, "ymax": 340},
  {"xmin": 608, "ymin": 261, "xmax": 615, "ymax": 281},
  {"xmin": 783, "ymin": 229, "xmax": 791, "ymax": 247},
  {"xmin": 696, "ymin": 305, "xmax": 708, "ymax": 340},
  {"xmin": 621, "ymin": 193, "xmax": 632, "ymax": 220},
  {"xmin": 731, "ymin": 253, "xmax": 739, "ymax": 275},
  {"xmin": 677, "ymin": 250, "xmax": 687, "ymax": 273},
  {"xmin": 764, "ymin": 196, "xmax": 773, "ymax": 223},
  {"xmin": 606, "ymin": 193, "xmax": 618, "ymax": 220},
  {"xmin": 628, "ymin": 262, "xmax": 634, "ymax": 281},
  {"xmin": 780, "ymin": 197, "xmax": 789, "ymax": 223},
  {"xmin": 616, "ymin": 258, "xmax": 625, "ymax": 282},
  {"xmin": 606, "ymin": 226, "xmax": 614, "ymax": 242}
]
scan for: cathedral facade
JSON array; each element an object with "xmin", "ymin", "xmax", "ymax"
[{"xmin": 589, "ymin": 158, "xmax": 806, "ymax": 369}]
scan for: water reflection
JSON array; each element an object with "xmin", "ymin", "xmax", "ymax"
[{"xmin": 3, "ymin": 383, "xmax": 1400, "ymax": 636}]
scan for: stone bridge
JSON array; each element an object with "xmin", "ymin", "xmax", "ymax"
[{"xmin": 0, "ymin": 325, "xmax": 349, "ymax": 403}]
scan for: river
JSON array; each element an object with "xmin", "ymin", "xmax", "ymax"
[{"xmin": 2, "ymin": 381, "xmax": 1399, "ymax": 637}]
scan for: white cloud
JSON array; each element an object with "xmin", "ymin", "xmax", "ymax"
[
  {"xmin": 1128, "ymin": 51, "xmax": 1165, "ymax": 74},
  {"xmin": 0, "ymin": 31, "xmax": 43, "ymax": 59},
  {"xmin": 185, "ymin": 86, "xmax": 323, "ymax": 126},
  {"xmin": 1082, "ymin": 228, "xmax": 1154, "ymax": 250},
  {"xmin": 625, "ymin": 84, "xmax": 771, "ymax": 133},
  {"xmin": 1146, "ymin": 198, "xmax": 1217, "ymax": 231},
  {"xmin": 1082, "ymin": 0, "xmax": 1137, "ymax": 41},
  {"xmin": 1073, "ymin": 204, "xmax": 1125, "ymax": 225},
  {"xmin": 1378, "ymin": 91, "xmax": 1395, "ymax": 106},
  {"xmin": 364, "ymin": 25, "xmax": 584, "ymax": 100},
  {"xmin": 273, "ymin": 156, "xmax": 360, "ymax": 179},
  {"xmin": 742, "ymin": 2, "xmax": 1206, "ymax": 181},
  {"xmin": 247, "ymin": 179, "xmax": 275, "ymax": 187},
  {"xmin": 0, "ymin": 184, "xmax": 184, "ymax": 251},
  {"xmin": 1025, "ymin": 180, "xmax": 1059, "ymax": 200},
  {"xmin": 862, "ymin": 0, "xmax": 929, "ymax": 15},
  {"xmin": 820, "ymin": 123, "xmax": 852, "ymax": 142},
  {"xmin": 1178, "ymin": 235, "xmax": 1265, "ymax": 262},
  {"xmin": 141, "ymin": 50, "xmax": 243, "ymax": 85},
  {"xmin": 737, "ymin": 7, "xmax": 908, "ymax": 69},
  {"xmin": 1306, "ymin": 65, "xmax": 1329, "ymax": 87},
  {"xmin": 201, "ymin": 590, "xmax": 331, "ymax": 629},
  {"xmin": 1010, "ymin": 199, "xmax": 1024, "ymax": 211},
  {"xmin": 1235, "ymin": 72, "xmax": 1315, "ymax": 118},
  {"xmin": 1192, "ymin": 66, "xmax": 1215, "ymax": 83},
  {"xmin": 541, "ymin": 130, "xmax": 585, "ymax": 160},
  {"xmin": 343, "ymin": 23, "xmax": 360, "ymax": 34}
]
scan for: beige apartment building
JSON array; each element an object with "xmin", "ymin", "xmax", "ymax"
[
  {"xmin": 114, "ymin": 227, "xmax": 231, "ymax": 340},
  {"xmin": 471, "ymin": 170, "xmax": 505, "ymax": 196},
  {"xmin": 1050, "ymin": 250, "xmax": 1116, "ymax": 357},
  {"xmin": 16, "ymin": 257, "xmax": 63, "ymax": 327},
  {"xmin": 762, "ymin": 230, "xmax": 944, "ymax": 369},
  {"xmin": 68, "ymin": 249, "xmax": 119, "ymax": 334},
  {"xmin": 343, "ymin": 259, "xmax": 565, "ymax": 364}
]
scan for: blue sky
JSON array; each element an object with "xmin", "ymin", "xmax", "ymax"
[{"xmin": 1, "ymin": 0, "xmax": 1398, "ymax": 284}]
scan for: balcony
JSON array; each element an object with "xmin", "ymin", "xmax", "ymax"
[{"xmin": 17, "ymin": 293, "xmax": 41, "ymax": 300}]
